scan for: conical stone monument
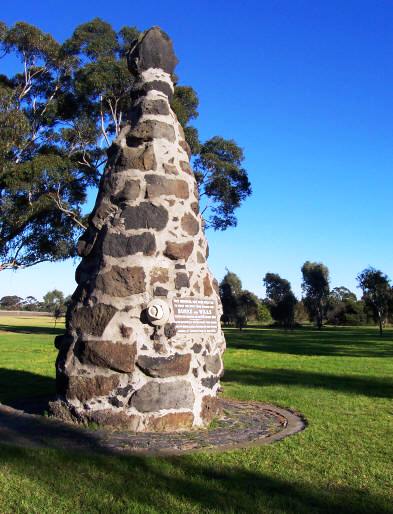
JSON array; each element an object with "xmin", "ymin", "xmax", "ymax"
[{"xmin": 50, "ymin": 27, "xmax": 226, "ymax": 432}]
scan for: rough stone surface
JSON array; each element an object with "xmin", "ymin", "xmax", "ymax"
[
  {"xmin": 131, "ymin": 380, "xmax": 195, "ymax": 412},
  {"xmin": 200, "ymin": 395, "xmax": 222, "ymax": 423},
  {"xmin": 164, "ymin": 241, "xmax": 194, "ymax": 261},
  {"xmin": 77, "ymin": 340, "xmax": 137, "ymax": 373},
  {"xmin": 122, "ymin": 203, "xmax": 169, "ymax": 231},
  {"xmin": 53, "ymin": 26, "xmax": 226, "ymax": 432},
  {"xmin": 71, "ymin": 304, "xmax": 117, "ymax": 337},
  {"xmin": 130, "ymin": 120, "xmax": 176, "ymax": 143},
  {"xmin": 96, "ymin": 266, "xmax": 145, "ymax": 297},
  {"xmin": 67, "ymin": 375, "xmax": 119, "ymax": 402},
  {"xmin": 136, "ymin": 353, "xmax": 191, "ymax": 378},
  {"xmin": 204, "ymin": 353, "xmax": 222, "ymax": 375},
  {"xmin": 103, "ymin": 233, "xmax": 156, "ymax": 257},
  {"xmin": 175, "ymin": 272, "xmax": 190, "ymax": 289},
  {"xmin": 181, "ymin": 212, "xmax": 199, "ymax": 236},
  {"xmin": 115, "ymin": 144, "xmax": 156, "ymax": 172},
  {"xmin": 145, "ymin": 175, "xmax": 189, "ymax": 199},
  {"xmin": 128, "ymin": 27, "xmax": 178, "ymax": 76},
  {"xmin": 112, "ymin": 180, "xmax": 141, "ymax": 202},
  {"xmin": 145, "ymin": 412, "xmax": 194, "ymax": 432}
]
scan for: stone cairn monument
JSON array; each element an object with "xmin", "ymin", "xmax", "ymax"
[{"xmin": 51, "ymin": 27, "xmax": 226, "ymax": 432}]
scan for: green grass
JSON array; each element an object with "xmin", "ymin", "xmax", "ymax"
[{"xmin": 0, "ymin": 318, "xmax": 392, "ymax": 513}]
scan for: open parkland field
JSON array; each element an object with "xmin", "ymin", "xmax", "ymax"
[{"xmin": 0, "ymin": 315, "xmax": 392, "ymax": 513}]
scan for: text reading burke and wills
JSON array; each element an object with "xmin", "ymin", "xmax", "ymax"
[{"xmin": 172, "ymin": 297, "xmax": 219, "ymax": 334}]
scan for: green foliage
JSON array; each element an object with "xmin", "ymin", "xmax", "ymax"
[
  {"xmin": 301, "ymin": 261, "xmax": 330, "ymax": 329},
  {"xmin": 0, "ymin": 20, "xmax": 251, "ymax": 271},
  {"xmin": 325, "ymin": 287, "xmax": 366, "ymax": 326},
  {"xmin": 357, "ymin": 267, "xmax": 392, "ymax": 335},
  {"xmin": 263, "ymin": 272, "xmax": 297, "ymax": 329},
  {"xmin": 256, "ymin": 302, "xmax": 273, "ymax": 324},
  {"xmin": 220, "ymin": 271, "xmax": 262, "ymax": 328},
  {"xmin": 195, "ymin": 136, "xmax": 252, "ymax": 230}
]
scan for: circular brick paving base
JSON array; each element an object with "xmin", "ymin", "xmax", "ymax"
[{"xmin": 0, "ymin": 398, "xmax": 306, "ymax": 456}]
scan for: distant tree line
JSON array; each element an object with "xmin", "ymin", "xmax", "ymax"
[
  {"xmin": 219, "ymin": 263, "xmax": 393, "ymax": 336},
  {"xmin": 0, "ymin": 289, "xmax": 70, "ymax": 323}
]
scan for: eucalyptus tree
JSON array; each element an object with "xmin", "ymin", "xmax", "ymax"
[
  {"xmin": 301, "ymin": 261, "xmax": 330, "ymax": 329},
  {"xmin": 0, "ymin": 19, "xmax": 251, "ymax": 271}
]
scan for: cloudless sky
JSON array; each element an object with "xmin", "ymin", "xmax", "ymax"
[{"xmin": 1, "ymin": 0, "xmax": 393, "ymax": 300}]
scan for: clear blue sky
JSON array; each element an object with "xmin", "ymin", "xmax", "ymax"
[{"xmin": 1, "ymin": 0, "xmax": 393, "ymax": 300}]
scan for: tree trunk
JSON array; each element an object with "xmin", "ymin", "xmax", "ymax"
[{"xmin": 378, "ymin": 317, "xmax": 383, "ymax": 336}]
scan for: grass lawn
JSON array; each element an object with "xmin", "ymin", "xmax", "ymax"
[{"xmin": 0, "ymin": 317, "xmax": 392, "ymax": 513}]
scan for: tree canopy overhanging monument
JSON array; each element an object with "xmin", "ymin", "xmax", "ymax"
[{"xmin": 50, "ymin": 27, "xmax": 226, "ymax": 431}]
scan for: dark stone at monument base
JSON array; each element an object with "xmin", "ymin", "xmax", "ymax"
[
  {"xmin": 136, "ymin": 353, "xmax": 191, "ymax": 378},
  {"xmin": 76, "ymin": 340, "xmax": 137, "ymax": 373},
  {"xmin": 200, "ymin": 395, "xmax": 222, "ymax": 423},
  {"xmin": 85, "ymin": 409, "xmax": 140, "ymax": 430},
  {"xmin": 130, "ymin": 380, "xmax": 194, "ymax": 412},
  {"xmin": 146, "ymin": 412, "xmax": 194, "ymax": 432},
  {"xmin": 103, "ymin": 232, "xmax": 156, "ymax": 258},
  {"xmin": 122, "ymin": 202, "xmax": 169, "ymax": 231},
  {"xmin": 95, "ymin": 265, "xmax": 146, "ymax": 297},
  {"xmin": 67, "ymin": 375, "xmax": 119, "ymax": 402}
]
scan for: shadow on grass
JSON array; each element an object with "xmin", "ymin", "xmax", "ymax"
[
  {"xmin": 0, "ymin": 323, "xmax": 63, "ymax": 335},
  {"xmin": 225, "ymin": 325, "xmax": 393, "ymax": 358},
  {"xmin": 0, "ymin": 370, "xmax": 391, "ymax": 512},
  {"xmin": 223, "ymin": 368, "xmax": 393, "ymax": 399},
  {"xmin": 0, "ymin": 443, "xmax": 390, "ymax": 513},
  {"xmin": 0, "ymin": 368, "xmax": 56, "ymax": 406}
]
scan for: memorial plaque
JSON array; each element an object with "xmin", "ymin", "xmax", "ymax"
[{"xmin": 173, "ymin": 297, "xmax": 219, "ymax": 334}]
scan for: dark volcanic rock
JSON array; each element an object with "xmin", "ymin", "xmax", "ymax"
[
  {"xmin": 128, "ymin": 119, "xmax": 175, "ymax": 143},
  {"xmin": 96, "ymin": 266, "xmax": 145, "ymax": 297},
  {"xmin": 71, "ymin": 304, "xmax": 117, "ymax": 337},
  {"xmin": 164, "ymin": 323, "xmax": 177, "ymax": 338},
  {"xmin": 115, "ymin": 144, "xmax": 156, "ymax": 172},
  {"xmin": 201, "ymin": 375, "xmax": 219, "ymax": 389},
  {"xmin": 67, "ymin": 375, "xmax": 119, "ymax": 402},
  {"xmin": 200, "ymin": 395, "xmax": 222, "ymax": 423},
  {"xmin": 134, "ymin": 98, "xmax": 170, "ymax": 117},
  {"xmin": 77, "ymin": 340, "xmax": 137, "ymax": 373},
  {"xmin": 175, "ymin": 272, "xmax": 190, "ymax": 289},
  {"xmin": 103, "ymin": 232, "xmax": 156, "ymax": 257},
  {"xmin": 131, "ymin": 80, "xmax": 174, "ymax": 102},
  {"xmin": 122, "ymin": 202, "xmax": 168, "ymax": 231},
  {"xmin": 145, "ymin": 175, "xmax": 189, "ymax": 199},
  {"xmin": 85, "ymin": 409, "xmax": 140, "ymax": 430},
  {"xmin": 128, "ymin": 27, "xmax": 178, "ymax": 75},
  {"xmin": 112, "ymin": 180, "xmax": 141, "ymax": 202},
  {"xmin": 164, "ymin": 241, "xmax": 194, "ymax": 261},
  {"xmin": 131, "ymin": 380, "xmax": 194, "ymax": 412},
  {"xmin": 181, "ymin": 212, "xmax": 199, "ymax": 236},
  {"xmin": 137, "ymin": 353, "xmax": 191, "ymax": 378}
]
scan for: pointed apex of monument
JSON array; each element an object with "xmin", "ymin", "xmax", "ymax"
[{"xmin": 127, "ymin": 26, "xmax": 178, "ymax": 76}]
